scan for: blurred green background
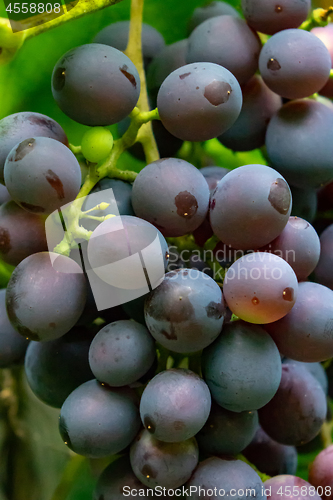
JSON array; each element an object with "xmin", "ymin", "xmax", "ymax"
[{"xmin": 0, "ymin": 0, "xmax": 330, "ymax": 498}]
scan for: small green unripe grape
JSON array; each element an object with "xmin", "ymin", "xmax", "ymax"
[{"xmin": 81, "ymin": 127, "xmax": 114, "ymax": 163}]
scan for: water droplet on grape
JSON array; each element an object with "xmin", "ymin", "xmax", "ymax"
[{"xmin": 252, "ymin": 297, "xmax": 260, "ymax": 305}]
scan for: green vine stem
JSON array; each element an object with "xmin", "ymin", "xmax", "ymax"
[
  {"xmin": 0, "ymin": 0, "xmax": 123, "ymax": 65},
  {"xmin": 124, "ymin": 0, "xmax": 159, "ymax": 163},
  {"xmin": 300, "ymin": 6, "xmax": 333, "ymax": 30}
]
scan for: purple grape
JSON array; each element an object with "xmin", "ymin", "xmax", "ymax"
[
  {"xmin": 200, "ymin": 165, "xmax": 230, "ymax": 193},
  {"xmin": 266, "ymin": 100, "xmax": 333, "ymax": 189},
  {"xmin": 242, "ymin": 0, "xmax": 311, "ymax": 35},
  {"xmin": 59, "ymin": 379, "xmax": 141, "ymax": 457},
  {"xmin": 223, "ymin": 252, "xmax": 298, "ymax": 324},
  {"xmin": 266, "ymin": 281, "xmax": 333, "ymax": 362},
  {"xmin": 144, "ymin": 268, "xmax": 225, "ymax": 353},
  {"xmin": 218, "ymin": 76, "xmax": 282, "ymax": 152},
  {"xmin": 0, "ymin": 112, "xmax": 68, "ymax": 184},
  {"xmin": 187, "ymin": 16, "xmax": 262, "ymax": 86},
  {"xmin": 312, "ymin": 24, "xmax": 333, "ymax": 98},
  {"xmin": 243, "ymin": 427, "xmax": 298, "ymax": 477},
  {"xmin": 24, "ymin": 327, "xmax": 94, "ymax": 408},
  {"xmin": 196, "ymin": 402, "xmax": 259, "ymax": 456},
  {"xmin": 186, "ymin": 457, "xmax": 266, "ymax": 500},
  {"xmin": 157, "ymin": 62, "xmax": 242, "ymax": 141},
  {"xmin": 139, "ymin": 369, "xmax": 211, "ymax": 442},
  {"xmin": 314, "ymin": 223, "xmax": 333, "ymax": 290},
  {"xmin": 261, "ymin": 217, "xmax": 320, "ymax": 281},
  {"xmin": 309, "ymin": 445, "xmax": 333, "ymax": 500},
  {"xmin": 132, "ymin": 158, "xmax": 210, "ymax": 237},
  {"xmin": 210, "ymin": 164, "xmax": 292, "ymax": 250},
  {"xmin": 259, "ymin": 30, "xmax": 331, "ymax": 99},
  {"xmin": 52, "ymin": 44, "xmax": 140, "ymax": 126},
  {"xmin": 290, "ymin": 186, "xmax": 317, "ymax": 223},
  {"xmin": 0, "ymin": 288, "xmax": 29, "ymax": 368},
  {"xmin": 283, "ymin": 358, "xmax": 328, "ymax": 395},
  {"xmin": 202, "ymin": 321, "xmax": 282, "ymax": 412},
  {"xmin": 130, "ymin": 429, "xmax": 198, "ymax": 488},
  {"xmin": 188, "ymin": 1, "xmax": 240, "ymax": 33},
  {"xmin": 264, "ymin": 475, "xmax": 321, "ymax": 500},
  {"xmin": 88, "ymin": 320, "xmax": 156, "ymax": 387},
  {"xmin": 93, "ymin": 21, "xmax": 165, "ymax": 65},
  {"xmin": 259, "ymin": 363, "xmax": 327, "ymax": 446},
  {"xmin": 4, "ymin": 137, "xmax": 81, "ymax": 215},
  {"xmin": 6, "ymin": 252, "xmax": 87, "ymax": 342},
  {"xmin": 147, "ymin": 39, "xmax": 188, "ymax": 96},
  {"xmin": 0, "ymin": 201, "xmax": 48, "ymax": 266}
]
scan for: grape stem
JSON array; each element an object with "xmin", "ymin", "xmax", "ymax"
[
  {"xmin": 0, "ymin": 0, "xmax": 123, "ymax": 65},
  {"xmin": 300, "ymin": 7, "xmax": 333, "ymax": 30}
]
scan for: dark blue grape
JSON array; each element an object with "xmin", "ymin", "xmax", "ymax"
[
  {"xmin": 93, "ymin": 21, "xmax": 165, "ymax": 65},
  {"xmin": 186, "ymin": 457, "xmax": 266, "ymax": 500},
  {"xmin": 157, "ymin": 62, "xmax": 242, "ymax": 141},
  {"xmin": 0, "ymin": 201, "xmax": 47, "ymax": 266},
  {"xmin": 200, "ymin": 165, "xmax": 230, "ymax": 193},
  {"xmin": 89, "ymin": 178, "xmax": 134, "ymax": 216},
  {"xmin": 122, "ymin": 294, "xmax": 148, "ymax": 325},
  {"xmin": 202, "ymin": 321, "xmax": 282, "ymax": 412},
  {"xmin": 52, "ymin": 44, "xmax": 140, "ymax": 126},
  {"xmin": 309, "ymin": 445, "xmax": 333, "ymax": 498},
  {"xmin": 6, "ymin": 252, "xmax": 87, "ymax": 342},
  {"xmin": 188, "ymin": 1, "xmax": 240, "ymax": 33},
  {"xmin": 140, "ymin": 369, "xmax": 211, "ymax": 442},
  {"xmin": 314, "ymin": 224, "xmax": 333, "ymax": 290},
  {"xmin": 259, "ymin": 30, "xmax": 331, "ymax": 99},
  {"xmin": 312, "ymin": 24, "xmax": 333, "ymax": 98},
  {"xmin": 266, "ymin": 100, "xmax": 333, "ymax": 189},
  {"xmin": 0, "ymin": 288, "xmax": 29, "ymax": 368},
  {"xmin": 266, "ymin": 282, "xmax": 333, "ymax": 362},
  {"xmin": 4, "ymin": 137, "xmax": 81, "ymax": 214},
  {"xmin": 265, "ymin": 475, "xmax": 321, "ymax": 500},
  {"xmin": 144, "ymin": 268, "xmax": 225, "ymax": 353},
  {"xmin": 260, "ymin": 217, "xmax": 320, "ymax": 281},
  {"xmin": 210, "ymin": 164, "xmax": 292, "ymax": 250},
  {"xmin": 93, "ymin": 456, "xmax": 175, "ymax": 499},
  {"xmin": 89, "ymin": 320, "xmax": 156, "ymax": 387},
  {"xmin": 147, "ymin": 40, "xmax": 187, "ymax": 97},
  {"xmin": 259, "ymin": 363, "xmax": 327, "ymax": 446},
  {"xmin": 24, "ymin": 327, "xmax": 94, "ymax": 408},
  {"xmin": 242, "ymin": 0, "xmax": 311, "ymax": 35},
  {"xmin": 243, "ymin": 427, "xmax": 298, "ymax": 477},
  {"xmin": 196, "ymin": 402, "xmax": 259, "ymax": 456},
  {"xmin": 283, "ymin": 359, "xmax": 328, "ymax": 395},
  {"xmin": 186, "ymin": 16, "xmax": 261, "ymax": 86},
  {"xmin": 132, "ymin": 158, "xmax": 210, "ymax": 237},
  {"xmin": 0, "ymin": 185, "xmax": 11, "ymax": 204},
  {"xmin": 93, "ymin": 456, "xmax": 147, "ymax": 500},
  {"xmin": 290, "ymin": 186, "xmax": 317, "ymax": 223},
  {"xmin": 218, "ymin": 76, "xmax": 282, "ymax": 152},
  {"xmin": 130, "ymin": 429, "xmax": 198, "ymax": 488},
  {"xmin": 0, "ymin": 112, "xmax": 68, "ymax": 184},
  {"xmin": 59, "ymin": 379, "xmax": 141, "ymax": 457}
]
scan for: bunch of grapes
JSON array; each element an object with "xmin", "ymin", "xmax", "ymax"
[{"xmin": 2, "ymin": 0, "xmax": 333, "ymax": 498}]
